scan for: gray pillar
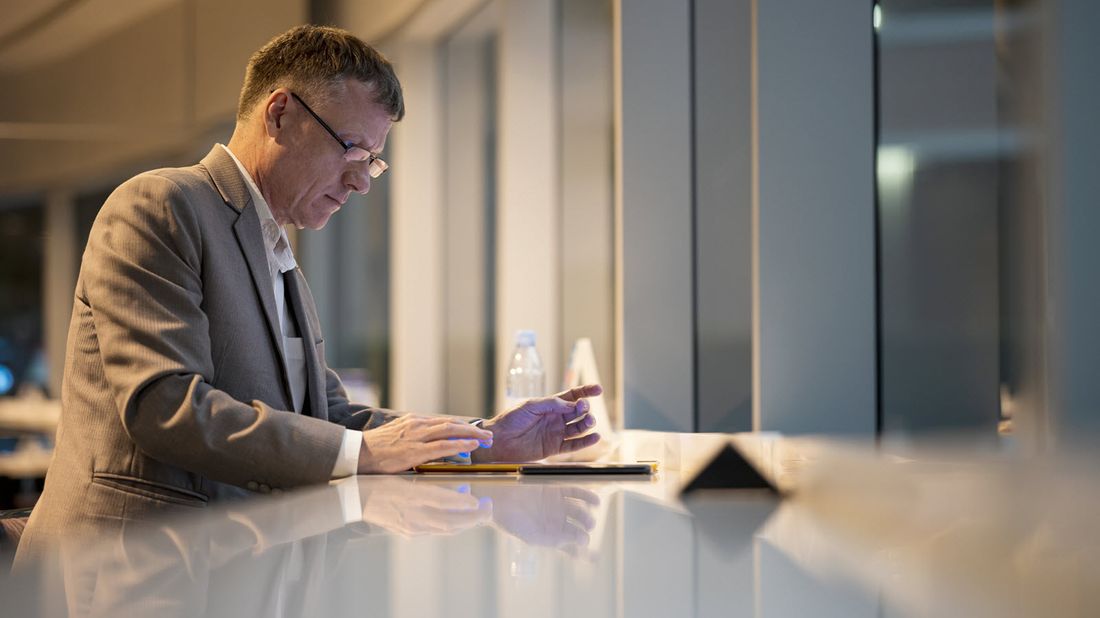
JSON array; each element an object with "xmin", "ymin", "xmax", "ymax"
[
  {"xmin": 561, "ymin": 0, "xmax": 616, "ymax": 416},
  {"xmin": 443, "ymin": 30, "xmax": 494, "ymax": 418},
  {"xmin": 1042, "ymin": 0, "xmax": 1100, "ymax": 438},
  {"xmin": 43, "ymin": 189, "xmax": 77, "ymax": 398},
  {"xmin": 695, "ymin": 0, "xmax": 753, "ymax": 432},
  {"xmin": 615, "ymin": 0, "xmax": 696, "ymax": 431},
  {"xmin": 753, "ymin": 0, "xmax": 876, "ymax": 434}
]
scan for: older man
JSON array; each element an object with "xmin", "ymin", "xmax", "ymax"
[{"xmin": 19, "ymin": 25, "xmax": 599, "ymax": 554}]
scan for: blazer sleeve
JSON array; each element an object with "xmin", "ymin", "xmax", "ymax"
[
  {"xmin": 323, "ymin": 368, "xmax": 400, "ymax": 430},
  {"xmin": 84, "ymin": 172, "xmax": 345, "ymax": 489}
]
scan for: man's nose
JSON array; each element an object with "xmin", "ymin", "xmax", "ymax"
[{"xmin": 345, "ymin": 167, "xmax": 371, "ymax": 195}]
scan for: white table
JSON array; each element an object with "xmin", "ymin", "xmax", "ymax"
[{"xmin": 2, "ymin": 432, "xmax": 1097, "ymax": 617}]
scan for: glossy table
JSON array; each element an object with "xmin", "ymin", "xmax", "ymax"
[{"xmin": 2, "ymin": 432, "xmax": 1098, "ymax": 617}]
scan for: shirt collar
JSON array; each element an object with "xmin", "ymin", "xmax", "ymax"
[{"xmin": 219, "ymin": 144, "xmax": 297, "ymax": 274}]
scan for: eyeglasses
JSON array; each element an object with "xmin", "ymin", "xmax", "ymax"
[{"xmin": 290, "ymin": 92, "xmax": 389, "ymax": 178}]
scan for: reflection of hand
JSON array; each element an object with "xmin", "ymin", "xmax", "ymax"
[
  {"xmin": 474, "ymin": 384, "xmax": 602, "ymax": 463},
  {"xmin": 358, "ymin": 415, "xmax": 493, "ymax": 473},
  {"xmin": 358, "ymin": 477, "xmax": 492, "ymax": 536},
  {"xmin": 475, "ymin": 484, "xmax": 600, "ymax": 553}
]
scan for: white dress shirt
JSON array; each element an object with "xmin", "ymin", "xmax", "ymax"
[{"xmin": 220, "ymin": 145, "xmax": 361, "ymax": 479}]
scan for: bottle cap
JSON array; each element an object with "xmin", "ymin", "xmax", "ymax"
[{"xmin": 515, "ymin": 329, "xmax": 536, "ymax": 347}]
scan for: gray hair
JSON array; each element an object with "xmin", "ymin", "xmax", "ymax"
[{"xmin": 237, "ymin": 24, "xmax": 404, "ymax": 122}]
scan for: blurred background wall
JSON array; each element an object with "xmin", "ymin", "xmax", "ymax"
[{"xmin": 2, "ymin": 0, "xmax": 1099, "ymax": 485}]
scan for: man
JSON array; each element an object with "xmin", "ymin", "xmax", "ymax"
[{"xmin": 18, "ymin": 25, "xmax": 600, "ymax": 555}]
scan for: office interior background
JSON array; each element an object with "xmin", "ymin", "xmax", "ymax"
[{"xmin": 1, "ymin": 0, "xmax": 1099, "ymax": 506}]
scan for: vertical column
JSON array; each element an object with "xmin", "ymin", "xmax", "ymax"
[
  {"xmin": 43, "ymin": 190, "xmax": 77, "ymax": 398},
  {"xmin": 496, "ymin": 0, "xmax": 561, "ymax": 410},
  {"xmin": 560, "ymin": 0, "xmax": 616, "ymax": 416},
  {"xmin": 444, "ymin": 31, "xmax": 494, "ymax": 417},
  {"xmin": 389, "ymin": 43, "xmax": 445, "ymax": 413},
  {"xmin": 694, "ymin": 0, "xmax": 753, "ymax": 432},
  {"xmin": 753, "ymin": 0, "xmax": 876, "ymax": 434},
  {"xmin": 1042, "ymin": 0, "xmax": 1100, "ymax": 438},
  {"xmin": 998, "ymin": 2, "xmax": 1046, "ymax": 452},
  {"xmin": 614, "ymin": 0, "xmax": 695, "ymax": 431}
]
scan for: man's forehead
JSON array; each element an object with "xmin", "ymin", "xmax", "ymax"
[
  {"xmin": 328, "ymin": 80, "xmax": 393, "ymax": 148},
  {"xmin": 333, "ymin": 79, "xmax": 386, "ymax": 112}
]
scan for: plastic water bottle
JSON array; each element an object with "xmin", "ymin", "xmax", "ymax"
[{"xmin": 506, "ymin": 330, "xmax": 545, "ymax": 408}]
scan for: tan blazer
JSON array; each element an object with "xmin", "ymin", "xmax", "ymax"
[{"xmin": 17, "ymin": 146, "xmax": 391, "ymax": 559}]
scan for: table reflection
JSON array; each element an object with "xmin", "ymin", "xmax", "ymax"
[
  {"xmin": 7, "ymin": 434, "xmax": 1095, "ymax": 617},
  {"xmin": 2, "ymin": 476, "xmax": 666, "ymax": 617}
]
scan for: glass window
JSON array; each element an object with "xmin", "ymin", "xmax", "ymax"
[
  {"xmin": 0, "ymin": 203, "xmax": 44, "ymax": 398},
  {"xmin": 875, "ymin": 0, "xmax": 1032, "ymax": 439}
]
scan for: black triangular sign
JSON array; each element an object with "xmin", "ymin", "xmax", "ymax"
[{"xmin": 681, "ymin": 443, "xmax": 779, "ymax": 494}]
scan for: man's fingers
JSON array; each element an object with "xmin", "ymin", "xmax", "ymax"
[
  {"xmin": 419, "ymin": 492, "xmax": 482, "ymax": 512},
  {"xmin": 560, "ymin": 523, "xmax": 592, "ymax": 548},
  {"xmin": 563, "ymin": 413, "xmax": 596, "ymax": 438},
  {"xmin": 556, "ymin": 384, "xmax": 603, "ymax": 402},
  {"xmin": 418, "ymin": 507, "xmax": 490, "ymax": 532},
  {"xmin": 406, "ymin": 484, "xmax": 481, "ymax": 510},
  {"xmin": 565, "ymin": 500, "xmax": 597, "ymax": 531},
  {"xmin": 525, "ymin": 397, "xmax": 591, "ymax": 420},
  {"xmin": 562, "ymin": 399, "xmax": 591, "ymax": 423},
  {"xmin": 521, "ymin": 396, "xmax": 568, "ymax": 414},
  {"xmin": 560, "ymin": 432, "xmax": 601, "ymax": 453},
  {"xmin": 562, "ymin": 486, "xmax": 601, "ymax": 507},
  {"xmin": 422, "ymin": 421, "xmax": 493, "ymax": 442},
  {"xmin": 424, "ymin": 438, "xmax": 481, "ymax": 461}
]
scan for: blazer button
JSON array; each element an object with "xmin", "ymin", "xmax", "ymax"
[
  {"xmin": 246, "ymin": 481, "xmax": 259, "ymax": 491},
  {"xmin": 259, "ymin": 484, "xmax": 271, "ymax": 493}
]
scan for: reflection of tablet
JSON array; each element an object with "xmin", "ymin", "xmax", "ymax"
[{"xmin": 414, "ymin": 461, "xmax": 657, "ymax": 474}]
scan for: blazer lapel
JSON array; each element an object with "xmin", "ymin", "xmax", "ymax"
[
  {"xmin": 200, "ymin": 146, "xmax": 294, "ymax": 408},
  {"xmin": 284, "ymin": 269, "xmax": 327, "ymax": 420}
]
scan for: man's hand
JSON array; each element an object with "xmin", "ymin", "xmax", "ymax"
[
  {"xmin": 358, "ymin": 415, "xmax": 493, "ymax": 473},
  {"xmin": 473, "ymin": 384, "xmax": 602, "ymax": 463},
  {"xmin": 476, "ymin": 483, "xmax": 600, "ymax": 554},
  {"xmin": 359, "ymin": 477, "xmax": 492, "ymax": 536}
]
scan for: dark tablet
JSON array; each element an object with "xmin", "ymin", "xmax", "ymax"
[{"xmin": 519, "ymin": 462, "xmax": 657, "ymax": 475}]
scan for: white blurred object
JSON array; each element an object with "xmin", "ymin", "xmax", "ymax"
[
  {"xmin": 0, "ymin": 391, "xmax": 58, "ymax": 479},
  {"xmin": 0, "ymin": 394, "xmax": 60, "ymax": 435},
  {"xmin": 0, "ymin": 436, "xmax": 52, "ymax": 478},
  {"xmin": 549, "ymin": 338, "xmax": 617, "ymax": 461}
]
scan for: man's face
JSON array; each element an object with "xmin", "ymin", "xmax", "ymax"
[{"xmin": 262, "ymin": 79, "xmax": 393, "ymax": 230}]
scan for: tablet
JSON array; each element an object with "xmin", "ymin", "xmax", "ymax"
[
  {"xmin": 414, "ymin": 461, "xmax": 658, "ymax": 475},
  {"xmin": 520, "ymin": 462, "xmax": 657, "ymax": 475}
]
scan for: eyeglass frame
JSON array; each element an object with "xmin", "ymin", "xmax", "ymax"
[{"xmin": 289, "ymin": 91, "xmax": 389, "ymax": 178}]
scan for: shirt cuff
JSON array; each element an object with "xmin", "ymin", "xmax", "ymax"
[{"xmin": 330, "ymin": 429, "xmax": 362, "ymax": 479}]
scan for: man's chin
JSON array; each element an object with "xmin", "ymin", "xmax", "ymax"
[{"xmin": 300, "ymin": 213, "xmax": 334, "ymax": 231}]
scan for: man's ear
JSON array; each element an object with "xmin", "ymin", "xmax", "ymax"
[{"xmin": 263, "ymin": 90, "xmax": 291, "ymax": 137}]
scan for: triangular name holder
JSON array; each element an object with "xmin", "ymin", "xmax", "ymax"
[{"xmin": 681, "ymin": 443, "xmax": 780, "ymax": 495}]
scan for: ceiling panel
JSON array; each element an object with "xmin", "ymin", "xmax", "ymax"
[
  {"xmin": 0, "ymin": 0, "xmax": 178, "ymax": 73},
  {"xmin": 0, "ymin": 0, "xmax": 69, "ymax": 43}
]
